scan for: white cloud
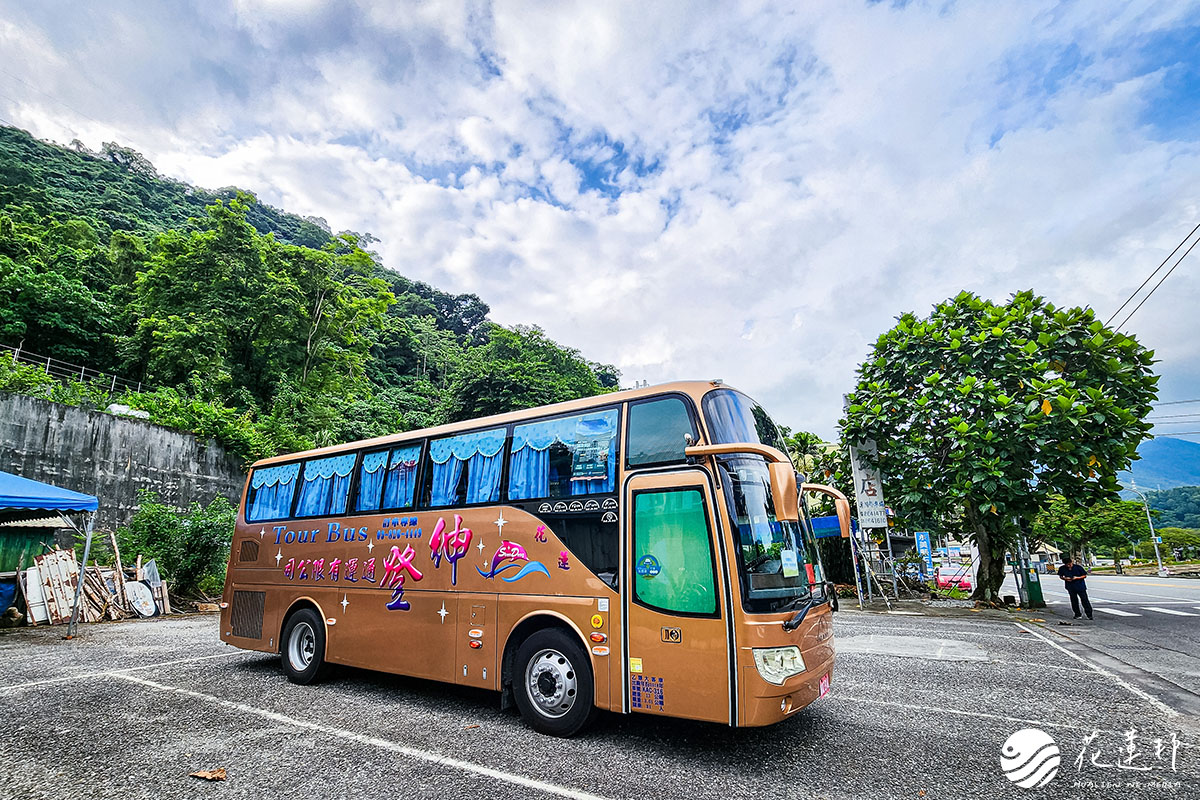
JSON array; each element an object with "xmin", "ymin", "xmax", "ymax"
[{"xmin": 3, "ymin": 0, "xmax": 1199, "ymax": 441}]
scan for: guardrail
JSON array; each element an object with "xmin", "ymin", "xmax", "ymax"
[{"xmin": 1, "ymin": 343, "xmax": 150, "ymax": 395}]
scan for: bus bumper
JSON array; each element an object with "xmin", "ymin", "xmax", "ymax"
[{"xmin": 739, "ymin": 644, "xmax": 835, "ymax": 726}]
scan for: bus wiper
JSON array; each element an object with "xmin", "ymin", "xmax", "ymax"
[
  {"xmin": 777, "ymin": 588, "xmax": 813, "ymax": 613},
  {"xmin": 782, "ymin": 595, "xmax": 816, "ymax": 632}
]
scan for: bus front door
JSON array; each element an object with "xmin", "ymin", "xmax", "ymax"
[{"xmin": 623, "ymin": 470, "xmax": 734, "ymax": 724}]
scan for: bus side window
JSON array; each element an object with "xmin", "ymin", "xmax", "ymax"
[
  {"xmin": 381, "ymin": 444, "xmax": 421, "ymax": 510},
  {"xmin": 509, "ymin": 409, "xmax": 618, "ymax": 500},
  {"xmin": 423, "ymin": 428, "xmax": 507, "ymax": 508},
  {"xmin": 356, "ymin": 444, "xmax": 421, "ymax": 512},
  {"xmin": 627, "ymin": 397, "xmax": 697, "ymax": 467},
  {"xmin": 295, "ymin": 454, "xmax": 356, "ymax": 518},
  {"xmin": 543, "ymin": 514, "xmax": 619, "ymax": 589},
  {"xmin": 356, "ymin": 451, "xmax": 389, "ymax": 512},
  {"xmin": 246, "ymin": 462, "xmax": 300, "ymax": 522}
]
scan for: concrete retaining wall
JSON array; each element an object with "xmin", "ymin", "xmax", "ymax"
[{"xmin": 0, "ymin": 392, "xmax": 245, "ymax": 531}]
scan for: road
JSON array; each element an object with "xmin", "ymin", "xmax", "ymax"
[
  {"xmin": 0, "ymin": 612, "xmax": 1195, "ymax": 800},
  {"xmin": 1001, "ymin": 571, "xmax": 1200, "ymax": 714}
]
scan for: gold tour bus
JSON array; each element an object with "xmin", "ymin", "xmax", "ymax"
[{"xmin": 219, "ymin": 380, "xmax": 850, "ymax": 736}]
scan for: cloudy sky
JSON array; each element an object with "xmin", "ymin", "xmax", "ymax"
[{"xmin": 2, "ymin": 0, "xmax": 1198, "ymax": 440}]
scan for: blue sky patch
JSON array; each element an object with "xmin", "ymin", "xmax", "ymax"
[{"xmin": 1127, "ymin": 25, "xmax": 1200, "ymax": 140}]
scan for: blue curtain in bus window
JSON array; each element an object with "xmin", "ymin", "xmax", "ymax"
[
  {"xmin": 467, "ymin": 451, "xmax": 503, "ymax": 504},
  {"xmin": 356, "ymin": 451, "xmax": 389, "ymax": 512},
  {"xmin": 296, "ymin": 453, "xmax": 356, "ymax": 517},
  {"xmin": 509, "ymin": 410, "xmax": 617, "ymax": 500},
  {"xmin": 382, "ymin": 444, "xmax": 421, "ymax": 508},
  {"xmin": 429, "ymin": 428, "xmax": 506, "ymax": 507},
  {"xmin": 248, "ymin": 463, "xmax": 301, "ymax": 521},
  {"xmin": 508, "ymin": 443, "xmax": 550, "ymax": 500}
]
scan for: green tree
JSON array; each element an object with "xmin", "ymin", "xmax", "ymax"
[
  {"xmin": 842, "ymin": 291, "xmax": 1158, "ymax": 601},
  {"xmin": 1144, "ymin": 486, "xmax": 1200, "ymax": 529},
  {"xmin": 1154, "ymin": 527, "xmax": 1200, "ymax": 560},
  {"xmin": 115, "ymin": 491, "xmax": 236, "ymax": 597},
  {"xmin": 447, "ymin": 324, "xmax": 613, "ymax": 421},
  {"xmin": 780, "ymin": 427, "xmax": 827, "ymax": 473},
  {"xmin": 1034, "ymin": 496, "xmax": 1150, "ymax": 561}
]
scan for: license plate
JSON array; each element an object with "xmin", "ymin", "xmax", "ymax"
[{"xmin": 819, "ymin": 673, "xmax": 830, "ymax": 698}]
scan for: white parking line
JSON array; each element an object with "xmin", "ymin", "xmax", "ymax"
[
  {"xmin": 0, "ymin": 651, "xmax": 245, "ymax": 694},
  {"xmin": 1141, "ymin": 607, "xmax": 1198, "ymax": 617},
  {"xmin": 1012, "ymin": 623, "xmax": 1177, "ymax": 718},
  {"xmin": 112, "ymin": 673, "xmax": 610, "ymax": 800},
  {"xmin": 1094, "ymin": 608, "xmax": 1141, "ymax": 617}
]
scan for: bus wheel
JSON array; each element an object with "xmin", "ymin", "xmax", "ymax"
[
  {"xmin": 281, "ymin": 608, "xmax": 331, "ymax": 685},
  {"xmin": 514, "ymin": 629, "xmax": 595, "ymax": 737}
]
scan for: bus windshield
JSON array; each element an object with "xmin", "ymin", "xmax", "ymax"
[
  {"xmin": 702, "ymin": 388, "xmax": 788, "ymax": 453},
  {"xmin": 717, "ymin": 456, "xmax": 826, "ymax": 612},
  {"xmin": 704, "ymin": 389, "xmax": 827, "ymax": 612}
]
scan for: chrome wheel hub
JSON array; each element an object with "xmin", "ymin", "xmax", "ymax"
[
  {"xmin": 525, "ymin": 648, "xmax": 577, "ymax": 718},
  {"xmin": 288, "ymin": 621, "xmax": 316, "ymax": 671}
]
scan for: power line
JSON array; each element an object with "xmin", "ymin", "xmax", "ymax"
[
  {"xmin": 1147, "ymin": 419, "xmax": 1200, "ymax": 425},
  {"xmin": 0, "ymin": 67, "xmax": 108, "ymax": 130},
  {"xmin": 1154, "ymin": 397, "xmax": 1200, "ymax": 407},
  {"xmin": 1106, "ymin": 221, "xmax": 1200, "ymax": 327},
  {"xmin": 1153, "ymin": 431, "xmax": 1200, "ymax": 437},
  {"xmin": 1115, "ymin": 230, "xmax": 1200, "ymax": 330},
  {"xmin": 1147, "ymin": 412, "xmax": 1200, "ymax": 420}
]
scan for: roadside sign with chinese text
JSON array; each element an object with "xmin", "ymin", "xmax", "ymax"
[
  {"xmin": 849, "ymin": 441, "xmax": 888, "ymax": 529},
  {"xmin": 915, "ymin": 531, "xmax": 933, "ymax": 577}
]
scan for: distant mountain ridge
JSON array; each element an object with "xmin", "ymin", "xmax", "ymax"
[
  {"xmin": 1118, "ymin": 437, "xmax": 1200, "ymax": 493},
  {"xmin": 0, "ymin": 126, "xmax": 331, "ymax": 247}
]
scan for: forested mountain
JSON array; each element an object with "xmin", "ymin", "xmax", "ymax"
[
  {"xmin": 1145, "ymin": 486, "xmax": 1200, "ymax": 530},
  {"xmin": 0, "ymin": 126, "xmax": 617, "ymax": 462},
  {"xmin": 0, "ymin": 126, "xmax": 331, "ymax": 248}
]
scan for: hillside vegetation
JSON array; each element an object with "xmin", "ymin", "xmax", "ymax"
[
  {"xmin": 1145, "ymin": 485, "xmax": 1200, "ymax": 530},
  {"xmin": 0, "ymin": 126, "xmax": 617, "ymax": 463}
]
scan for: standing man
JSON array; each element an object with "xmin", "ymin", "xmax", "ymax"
[{"xmin": 1058, "ymin": 555, "xmax": 1093, "ymax": 620}]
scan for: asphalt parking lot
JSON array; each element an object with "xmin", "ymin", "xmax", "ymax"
[{"xmin": 0, "ymin": 611, "xmax": 1194, "ymax": 800}]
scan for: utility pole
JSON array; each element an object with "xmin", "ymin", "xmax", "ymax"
[{"xmin": 1128, "ymin": 483, "xmax": 1167, "ymax": 577}]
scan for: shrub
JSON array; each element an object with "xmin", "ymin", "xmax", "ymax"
[{"xmin": 115, "ymin": 490, "xmax": 235, "ymax": 598}]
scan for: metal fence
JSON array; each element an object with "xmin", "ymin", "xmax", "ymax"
[{"xmin": 1, "ymin": 343, "xmax": 150, "ymax": 395}]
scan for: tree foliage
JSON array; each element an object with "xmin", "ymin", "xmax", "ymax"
[
  {"xmin": 1034, "ymin": 496, "xmax": 1150, "ymax": 559},
  {"xmin": 1143, "ymin": 485, "xmax": 1200, "ymax": 529},
  {"xmin": 1154, "ymin": 527, "xmax": 1200, "ymax": 560},
  {"xmin": 841, "ymin": 290, "xmax": 1158, "ymax": 599},
  {"xmin": 0, "ymin": 125, "xmax": 619, "ymax": 464},
  {"xmin": 115, "ymin": 491, "xmax": 236, "ymax": 597}
]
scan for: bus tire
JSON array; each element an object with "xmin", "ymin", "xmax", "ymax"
[
  {"xmin": 513, "ymin": 628, "xmax": 595, "ymax": 737},
  {"xmin": 280, "ymin": 608, "xmax": 331, "ymax": 685}
]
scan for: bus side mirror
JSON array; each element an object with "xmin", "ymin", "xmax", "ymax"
[
  {"xmin": 769, "ymin": 461, "xmax": 800, "ymax": 522},
  {"xmin": 801, "ymin": 483, "xmax": 852, "ymax": 538}
]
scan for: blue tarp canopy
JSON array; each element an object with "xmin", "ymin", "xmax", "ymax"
[{"xmin": 0, "ymin": 470, "xmax": 98, "ymax": 524}]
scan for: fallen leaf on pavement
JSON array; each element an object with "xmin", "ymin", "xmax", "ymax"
[{"xmin": 189, "ymin": 768, "xmax": 227, "ymax": 781}]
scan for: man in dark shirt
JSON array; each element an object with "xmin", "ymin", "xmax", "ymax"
[{"xmin": 1058, "ymin": 556, "xmax": 1092, "ymax": 620}]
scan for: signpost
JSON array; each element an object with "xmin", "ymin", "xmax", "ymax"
[
  {"xmin": 849, "ymin": 441, "xmax": 888, "ymax": 528},
  {"xmin": 849, "ymin": 439, "xmax": 896, "ymax": 598},
  {"xmin": 914, "ymin": 531, "xmax": 933, "ymax": 579}
]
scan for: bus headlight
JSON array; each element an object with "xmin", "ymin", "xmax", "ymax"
[{"xmin": 753, "ymin": 646, "xmax": 806, "ymax": 685}]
